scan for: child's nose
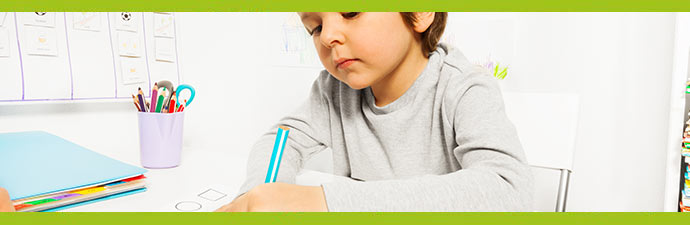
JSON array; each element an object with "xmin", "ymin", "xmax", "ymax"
[{"xmin": 319, "ymin": 26, "xmax": 345, "ymax": 48}]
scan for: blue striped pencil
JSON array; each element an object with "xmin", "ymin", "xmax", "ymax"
[{"xmin": 265, "ymin": 126, "xmax": 290, "ymax": 183}]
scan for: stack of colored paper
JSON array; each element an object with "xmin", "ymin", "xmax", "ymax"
[
  {"xmin": 12, "ymin": 175, "xmax": 147, "ymax": 212},
  {"xmin": 0, "ymin": 131, "xmax": 148, "ymax": 212},
  {"xmin": 681, "ymin": 114, "xmax": 690, "ymax": 211},
  {"xmin": 681, "ymin": 166, "xmax": 690, "ymax": 212}
]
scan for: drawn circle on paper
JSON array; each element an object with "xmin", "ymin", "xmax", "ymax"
[
  {"xmin": 121, "ymin": 12, "xmax": 132, "ymax": 21},
  {"xmin": 175, "ymin": 201, "xmax": 202, "ymax": 212}
]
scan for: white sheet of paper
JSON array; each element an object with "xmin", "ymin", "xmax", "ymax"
[
  {"xmin": 0, "ymin": 27, "xmax": 10, "ymax": 57},
  {"xmin": 23, "ymin": 12, "xmax": 56, "ymax": 28},
  {"xmin": 116, "ymin": 12, "xmax": 138, "ymax": 32},
  {"xmin": 120, "ymin": 57, "xmax": 146, "ymax": 85},
  {"xmin": 153, "ymin": 13, "xmax": 174, "ymax": 38},
  {"xmin": 25, "ymin": 26, "xmax": 58, "ymax": 56},
  {"xmin": 118, "ymin": 31, "xmax": 141, "ymax": 57},
  {"xmin": 0, "ymin": 13, "xmax": 7, "ymax": 27},
  {"xmin": 159, "ymin": 185, "xmax": 232, "ymax": 212},
  {"xmin": 72, "ymin": 12, "xmax": 101, "ymax": 32},
  {"xmin": 154, "ymin": 37, "xmax": 175, "ymax": 62}
]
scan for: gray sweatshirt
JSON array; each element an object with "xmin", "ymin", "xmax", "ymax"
[{"xmin": 238, "ymin": 43, "xmax": 534, "ymax": 212}]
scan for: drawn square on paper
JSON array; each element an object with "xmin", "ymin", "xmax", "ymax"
[{"xmin": 197, "ymin": 189, "xmax": 227, "ymax": 201}]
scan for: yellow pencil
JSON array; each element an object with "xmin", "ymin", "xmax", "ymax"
[{"xmin": 132, "ymin": 94, "xmax": 142, "ymax": 112}]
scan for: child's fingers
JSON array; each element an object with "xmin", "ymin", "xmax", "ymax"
[
  {"xmin": 213, "ymin": 203, "xmax": 231, "ymax": 212},
  {"xmin": 215, "ymin": 194, "xmax": 249, "ymax": 212},
  {"xmin": 0, "ymin": 187, "xmax": 15, "ymax": 212},
  {"xmin": 214, "ymin": 202, "xmax": 244, "ymax": 212}
]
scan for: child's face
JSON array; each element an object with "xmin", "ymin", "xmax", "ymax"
[{"xmin": 299, "ymin": 12, "xmax": 419, "ymax": 90}]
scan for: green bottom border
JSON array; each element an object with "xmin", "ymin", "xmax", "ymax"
[{"xmin": 0, "ymin": 212, "xmax": 687, "ymax": 225}]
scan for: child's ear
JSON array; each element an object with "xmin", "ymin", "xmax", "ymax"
[{"xmin": 412, "ymin": 12, "xmax": 435, "ymax": 33}]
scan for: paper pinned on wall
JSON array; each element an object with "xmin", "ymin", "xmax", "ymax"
[
  {"xmin": 116, "ymin": 12, "xmax": 138, "ymax": 32},
  {"xmin": 23, "ymin": 12, "xmax": 56, "ymax": 28},
  {"xmin": 155, "ymin": 37, "xmax": 175, "ymax": 62},
  {"xmin": 266, "ymin": 13, "xmax": 322, "ymax": 68},
  {"xmin": 25, "ymin": 26, "xmax": 58, "ymax": 56},
  {"xmin": 0, "ymin": 13, "xmax": 7, "ymax": 27},
  {"xmin": 153, "ymin": 13, "xmax": 174, "ymax": 38},
  {"xmin": 0, "ymin": 27, "xmax": 10, "ymax": 57},
  {"xmin": 72, "ymin": 12, "xmax": 101, "ymax": 32},
  {"xmin": 118, "ymin": 31, "xmax": 141, "ymax": 57},
  {"xmin": 120, "ymin": 57, "xmax": 146, "ymax": 85}
]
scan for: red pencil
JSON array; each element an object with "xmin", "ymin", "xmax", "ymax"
[
  {"xmin": 177, "ymin": 100, "xmax": 186, "ymax": 112},
  {"xmin": 168, "ymin": 93, "xmax": 176, "ymax": 113}
]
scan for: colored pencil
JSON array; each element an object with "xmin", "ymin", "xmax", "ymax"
[
  {"xmin": 149, "ymin": 83, "xmax": 158, "ymax": 112},
  {"xmin": 177, "ymin": 100, "xmax": 186, "ymax": 112},
  {"xmin": 265, "ymin": 126, "xmax": 290, "ymax": 183},
  {"xmin": 132, "ymin": 94, "xmax": 142, "ymax": 112},
  {"xmin": 156, "ymin": 88, "xmax": 166, "ymax": 113},
  {"xmin": 162, "ymin": 90, "xmax": 172, "ymax": 110},
  {"xmin": 137, "ymin": 88, "xmax": 147, "ymax": 112},
  {"xmin": 168, "ymin": 93, "xmax": 176, "ymax": 113}
]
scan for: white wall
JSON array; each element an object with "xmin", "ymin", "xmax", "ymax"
[
  {"xmin": 0, "ymin": 12, "xmax": 677, "ymax": 211},
  {"xmin": 505, "ymin": 13, "xmax": 675, "ymax": 211}
]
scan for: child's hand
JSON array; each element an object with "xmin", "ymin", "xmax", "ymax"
[
  {"xmin": 0, "ymin": 187, "xmax": 15, "ymax": 212},
  {"xmin": 215, "ymin": 183, "xmax": 327, "ymax": 212}
]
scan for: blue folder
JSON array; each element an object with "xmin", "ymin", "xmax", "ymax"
[{"xmin": 0, "ymin": 131, "xmax": 147, "ymax": 201}]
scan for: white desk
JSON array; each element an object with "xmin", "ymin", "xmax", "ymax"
[{"xmin": 60, "ymin": 148, "xmax": 339, "ymax": 212}]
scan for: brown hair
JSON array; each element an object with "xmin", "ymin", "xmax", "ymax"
[{"xmin": 400, "ymin": 12, "xmax": 448, "ymax": 58}]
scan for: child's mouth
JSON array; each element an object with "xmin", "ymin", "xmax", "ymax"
[{"xmin": 335, "ymin": 58, "xmax": 358, "ymax": 70}]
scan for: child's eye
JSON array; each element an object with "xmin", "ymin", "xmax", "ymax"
[
  {"xmin": 341, "ymin": 12, "xmax": 360, "ymax": 19},
  {"xmin": 309, "ymin": 25, "xmax": 322, "ymax": 36}
]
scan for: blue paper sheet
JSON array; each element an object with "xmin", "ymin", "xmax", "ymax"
[{"xmin": 0, "ymin": 131, "xmax": 147, "ymax": 200}]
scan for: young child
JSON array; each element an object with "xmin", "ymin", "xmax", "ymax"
[{"xmin": 216, "ymin": 12, "xmax": 534, "ymax": 212}]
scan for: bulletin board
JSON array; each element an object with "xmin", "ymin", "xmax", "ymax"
[{"xmin": 0, "ymin": 12, "xmax": 181, "ymax": 102}]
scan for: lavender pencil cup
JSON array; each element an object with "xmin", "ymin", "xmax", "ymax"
[{"xmin": 137, "ymin": 112, "xmax": 185, "ymax": 168}]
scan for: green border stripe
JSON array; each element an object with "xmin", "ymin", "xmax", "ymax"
[
  {"xmin": 1, "ymin": 212, "xmax": 690, "ymax": 225},
  {"xmin": 4, "ymin": 0, "xmax": 690, "ymax": 11}
]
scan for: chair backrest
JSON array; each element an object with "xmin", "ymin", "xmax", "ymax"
[{"xmin": 501, "ymin": 92, "xmax": 580, "ymax": 211}]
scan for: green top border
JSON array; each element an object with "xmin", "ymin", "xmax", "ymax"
[{"xmin": 4, "ymin": 0, "xmax": 690, "ymax": 12}]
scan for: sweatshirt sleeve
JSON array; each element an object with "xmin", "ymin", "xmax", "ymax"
[
  {"xmin": 237, "ymin": 73, "xmax": 333, "ymax": 196},
  {"xmin": 320, "ymin": 75, "xmax": 535, "ymax": 211}
]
